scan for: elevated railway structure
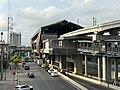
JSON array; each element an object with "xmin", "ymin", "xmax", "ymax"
[
  {"xmin": 10, "ymin": 46, "xmax": 32, "ymax": 57},
  {"xmin": 31, "ymin": 19, "xmax": 120, "ymax": 86},
  {"xmin": 49, "ymin": 19, "xmax": 120, "ymax": 84}
]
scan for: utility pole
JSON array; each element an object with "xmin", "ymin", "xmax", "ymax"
[
  {"xmin": 8, "ymin": 17, "xmax": 13, "ymax": 44},
  {"xmin": 0, "ymin": 32, "xmax": 4, "ymax": 81},
  {"xmin": 5, "ymin": 17, "xmax": 13, "ymax": 81},
  {"xmin": 7, "ymin": 17, "xmax": 13, "ymax": 64}
]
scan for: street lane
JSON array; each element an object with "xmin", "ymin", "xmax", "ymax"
[{"xmin": 18, "ymin": 62, "xmax": 79, "ymax": 90}]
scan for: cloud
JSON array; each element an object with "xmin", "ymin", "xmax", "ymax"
[
  {"xmin": 0, "ymin": 14, "xmax": 7, "ymax": 31},
  {"xmin": 0, "ymin": 0, "xmax": 7, "ymax": 4},
  {"xmin": 15, "ymin": 6, "xmax": 67, "ymax": 27},
  {"xmin": 1, "ymin": 0, "xmax": 120, "ymax": 45}
]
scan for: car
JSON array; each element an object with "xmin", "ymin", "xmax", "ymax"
[
  {"xmin": 48, "ymin": 68, "xmax": 55, "ymax": 74},
  {"xmin": 22, "ymin": 62, "xmax": 26, "ymax": 68},
  {"xmin": 24, "ymin": 65, "xmax": 30, "ymax": 70},
  {"xmin": 29, "ymin": 59, "xmax": 33, "ymax": 62},
  {"xmin": 28, "ymin": 72, "xmax": 35, "ymax": 78},
  {"xmin": 41, "ymin": 64, "xmax": 46, "ymax": 68},
  {"xmin": 14, "ymin": 85, "xmax": 33, "ymax": 90},
  {"xmin": 45, "ymin": 67, "xmax": 50, "ymax": 71},
  {"xmin": 51, "ymin": 71, "xmax": 58, "ymax": 77}
]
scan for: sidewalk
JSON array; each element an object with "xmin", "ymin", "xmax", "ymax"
[
  {"xmin": 68, "ymin": 73, "xmax": 120, "ymax": 90},
  {"xmin": 0, "ymin": 64, "xmax": 20, "ymax": 90}
]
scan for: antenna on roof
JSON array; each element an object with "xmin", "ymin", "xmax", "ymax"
[{"xmin": 93, "ymin": 17, "xmax": 97, "ymax": 26}]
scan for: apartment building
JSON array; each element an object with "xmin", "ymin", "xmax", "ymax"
[{"xmin": 10, "ymin": 32, "xmax": 21, "ymax": 46}]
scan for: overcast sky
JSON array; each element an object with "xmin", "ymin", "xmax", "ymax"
[{"xmin": 0, "ymin": 0, "xmax": 120, "ymax": 45}]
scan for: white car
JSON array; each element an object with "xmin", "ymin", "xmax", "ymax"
[
  {"xmin": 51, "ymin": 71, "xmax": 58, "ymax": 77},
  {"xmin": 14, "ymin": 85, "xmax": 33, "ymax": 90},
  {"xmin": 41, "ymin": 64, "xmax": 45, "ymax": 68},
  {"xmin": 48, "ymin": 68, "xmax": 54, "ymax": 74}
]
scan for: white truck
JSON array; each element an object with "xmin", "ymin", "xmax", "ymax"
[{"xmin": 37, "ymin": 58, "xmax": 43, "ymax": 66}]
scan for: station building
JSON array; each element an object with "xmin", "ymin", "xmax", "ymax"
[{"xmin": 31, "ymin": 19, "xmax": 120, "ymax": 84}]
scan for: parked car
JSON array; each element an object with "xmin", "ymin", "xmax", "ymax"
[
  {"xmin": 48, "ymin": 68, "xmax": 55, "ymax": 74},
  {"xmin": 24, "ymin": 65, "xmax": 30, "ymax": 70},
  {"xmin": 22, "ymin": 62, "xmax": 26, "ymax": 68},
  {"xmin": 45, "ymin": 67, "xmax": 50, "ymax": 71},
  {"xmin": 41, "ymin": 64, "xmax": 46, "ymax": 68},
  {"xmin": 14, "ymin": 85, "xmax": 33, "ymax": 90},
  {"xmin": 41, "ymin": 64, "xmax": 48, "ymax": 68},
  {"xmin": 51, "ymin": 71, "xmax": 58, "ymax": 77},
  {"xmin": 27, "ymin": 72, "xmax": 35, "ymax": 78}
]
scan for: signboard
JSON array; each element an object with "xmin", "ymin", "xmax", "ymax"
[{"xmin": 19, "ymin": 51, "xmax": 25, "ymax": 57}]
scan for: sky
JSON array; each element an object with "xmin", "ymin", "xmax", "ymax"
[{"xmin": 0, "ymin": 0, "xmax": 120, "ymax": 45}]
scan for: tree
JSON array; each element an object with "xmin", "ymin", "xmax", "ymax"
[{"xmin": 10, "ymin": 54, "xmax": 21, "ymax": 70}]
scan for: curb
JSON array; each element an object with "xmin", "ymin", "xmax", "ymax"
[
  {"xmin": 58, "ymin": 72, "xmax": 88, "ymax": 90},
  {"xmin": 68, "ymin": 73, "xmax": 120, "ymax": 90},
  {"xmin": 68, "ymin": 73, "xmax": 100, "ymax": 84}
]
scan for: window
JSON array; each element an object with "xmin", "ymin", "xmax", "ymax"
[
  {"xmin": 21, "ymin": 85, "xmax": 29, "ymax": 88},
  {"xmin": 59, "ymin": 41, "xmax": 62, "ymax": 46}
]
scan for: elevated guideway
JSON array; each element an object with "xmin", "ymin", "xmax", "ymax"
[
  {"xmin": 60, "ymin": 19, "xmax": 120, "ymax": 38},
  {"xmin": 59, "ymin": 19, "xmax": 120, "ymax": 87}
]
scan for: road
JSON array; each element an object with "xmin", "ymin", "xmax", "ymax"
[{"xmin": 18, "ymin": 62, "xmax": 78, "ymax": 90}]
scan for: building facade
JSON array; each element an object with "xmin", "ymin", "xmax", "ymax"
[
  {"xmin": 31, "ymin": 19, "xmax": 120, "ymax": 86},
  {"xmin": 10, "ymin": 32, "xmax": 21, "ymax": 46}
]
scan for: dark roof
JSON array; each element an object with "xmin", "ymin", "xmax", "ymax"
[{"xmin": 41, "ymin": 20, "xmax": 83, "ymax": 37}]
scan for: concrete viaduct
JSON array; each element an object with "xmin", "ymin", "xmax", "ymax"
[
  {"xmin": 31, "ymin": 19, "xmax": 120, "ymax": 85},
  {"xmin": 59, "ymin": 19, "xmax": 120, "ymax": 83}
]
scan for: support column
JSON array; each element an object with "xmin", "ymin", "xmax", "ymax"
[
  {"xmin": 59, "ymin": 55, "xmax": 66, "ymax": 72},
  {"xmin": 114, "ymin": 59, "xmax": 118, "ymax": 82},
  {"xmin": 85, "ymin": 55, "xmax": 88, "ymax": 76},
  {"xmin": 98, "ymin": 57, "xmax": 102, "ymax": 81},
  {"xmin": 107, "ymin": 58, "xmax": 111, "ymax": 82},
  {"xmin": 49, "ymin": 55, "xmax": 51, "ymax": 64},
  {"xmin": 74, "ymin": 55, "xmax": 83, "ymax": 75},
  {"xmin": 59, "ymin": 55, "xmax": 62, "ymax": 72},
  {"xmin": 47, "ymin": 54, "xmax": 50, "ymax": 64},
  {"xmin": 102, "ymin": 56, "xmax": 107, "ymax": 82},
  {"xmin": 51, "ymin": 55, "xmax": 54, "ymax": 65}
]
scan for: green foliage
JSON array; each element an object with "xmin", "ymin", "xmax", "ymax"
[{"xmin": 10, "ymin": 54, "xmax": 21, "ymax": 64}]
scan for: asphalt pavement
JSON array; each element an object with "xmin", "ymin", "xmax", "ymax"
[
  {"xmin": 19, "ymin": 62, "xmax": 78, "ymax": 90},
  {"xmin": 0, "ymin": 62, "xmax": 118, "ymax": 90},
  {"xmin": 0, "ymin": 62, "xmax": 80, "ymax": 90}
]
